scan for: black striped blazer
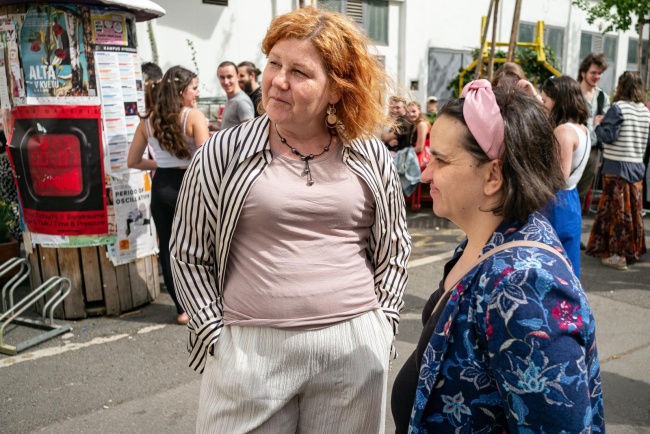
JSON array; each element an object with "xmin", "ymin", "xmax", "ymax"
[{"xmin": 170, "ymin": 114, "xmax": 411, "ymax": 372}]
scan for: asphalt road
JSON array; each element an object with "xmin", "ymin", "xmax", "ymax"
[{"xmin": 1, "ymin": 210, "xmax": 649, "ymax": 434}]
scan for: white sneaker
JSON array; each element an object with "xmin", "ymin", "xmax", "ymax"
[{"xmin": 601, "ymin": 255, "xmax": 628, "ymax": 270}]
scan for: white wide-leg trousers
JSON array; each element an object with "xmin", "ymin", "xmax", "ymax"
[{"xmin": 196, "ymin": 309, "xmax": 393, "ymax": 434}]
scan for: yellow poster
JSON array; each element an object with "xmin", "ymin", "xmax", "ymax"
[{"xmin": 91, "ymin": 12, "xmax": 127, "ymax": 46}]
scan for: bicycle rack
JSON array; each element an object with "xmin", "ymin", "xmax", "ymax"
[{"xmin": 0, "ymin": 258, "xmax": 72, "ymax": 356}]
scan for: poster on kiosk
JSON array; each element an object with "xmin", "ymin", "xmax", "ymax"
[
  {"xmin": 20, "ymin": 4, "xmax": 98, "ymax": 105},
  {"xmin": 2, "ymin": 2, "xmax": 159, "ymax": 265},
  {"xmin": 8, "ymin": 105, "xmax": 108, "ymax": 236}
]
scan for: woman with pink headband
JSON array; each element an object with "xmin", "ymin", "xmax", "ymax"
[{"xmin": 391, "ymin": 80, "xmax": 604, "ymax": 433}]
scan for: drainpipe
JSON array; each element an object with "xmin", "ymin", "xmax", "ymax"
[{"xmin": 398, "ymin": 0, "xmax": 407, "ymax": 86}]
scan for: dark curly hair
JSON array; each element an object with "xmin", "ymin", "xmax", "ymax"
[
  {"xmin": 577, "ymin": 52, "xmax": 608, "ymax": 83},
  {"xmin": 541, "ymin": 76, "xmax": 589, "ymax": 127},
  {"xmin": 438, "ymin": 84, "xmax": 565, "ymax": 222},
  {"xmin": 141, "ymin": 65, "xmax": 197, "ymax": 159}
]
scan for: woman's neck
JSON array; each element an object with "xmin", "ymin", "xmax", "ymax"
[
  {"xmin": 459, "ymin": 212, "xmax": 504, "ymax": 258},
  {"xmin": 273, "ymin": 122, "xmax": 334, "ymax": 155}
]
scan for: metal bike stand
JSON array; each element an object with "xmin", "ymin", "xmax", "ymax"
[{"xmin": 0, "ymin": 258, "xmax": 72, "ymax": 356}]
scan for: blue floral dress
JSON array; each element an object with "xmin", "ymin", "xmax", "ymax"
[{"xmin": 410, "ymin": 212, "xmax": 604, "ymax": 433}]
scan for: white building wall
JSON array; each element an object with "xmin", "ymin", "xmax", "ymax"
[
  {"xmin": 136, "ymin": 0, "xmax": 295, "ymax": 98},
  {"xmin": 137, "ymin": 0, "xmax": 648, "ymax": 102}
]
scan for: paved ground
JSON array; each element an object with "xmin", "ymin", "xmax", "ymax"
[{"xmin": 1, "ymin": 210, "xmax": 649, "ymax": 433}]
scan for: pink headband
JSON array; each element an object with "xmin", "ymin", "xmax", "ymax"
[{"xmin": 460, "ymin": 79, "xmax": 505, "ymax": 160}]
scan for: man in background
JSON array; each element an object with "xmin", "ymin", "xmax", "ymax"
[
  {"xmin": 576, "ymin": 52, "xmax": 610, "ymax": 216},
  {"xmin": 217, "ymin": 61, "xmax": 254, "ymax": 129},
  {"xmin": 425, "ymin": 96, "xmax": 438, "ymax": 124},
  {"xmin": 381, "ymin": 95, "xmax": 410, "ymax": 154},
  {"xmin": 141, "ymin": 62, "xmax": 163, "ymax": 110},
  {"xmin": 238, "ymin": 61, "xmax": 262, "ymax": 117}
]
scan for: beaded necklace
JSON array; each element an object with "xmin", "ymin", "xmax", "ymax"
[{"xmin": 275, "ymin": 123, "xmax": 332, "ymax": 186}]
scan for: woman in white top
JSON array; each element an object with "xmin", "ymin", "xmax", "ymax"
[
  {"xmin": 127, "ymin": 66, "xmax": 209, "ymax": 325},
  {"xmin": 540, "ymin": 75, "xmax": 590, "ymax": 277}
]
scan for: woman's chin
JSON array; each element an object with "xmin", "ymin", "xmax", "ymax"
[
  {"xmin": 266, "ymin": 107, "xmax": 290, "ymax": 124},
  {"xmin": 431, "ymin": 201, "xmax": 447, "ymax": 219}
]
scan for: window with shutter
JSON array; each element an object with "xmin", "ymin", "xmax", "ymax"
[
  {"xmin": 346, "ymin": 0, "xmax": 364, "ymax": 25},
  {"xmin": 317, "ymin": 0, "xmax": 388, "ymax": 46},
  {"xmin": 627, "ymin": 38, "xmax": 648, "ymax": 78}
]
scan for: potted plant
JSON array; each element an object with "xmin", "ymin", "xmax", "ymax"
[{"xmin": 0, "ymin": 199, "xmax": 21, "ymax": 276}]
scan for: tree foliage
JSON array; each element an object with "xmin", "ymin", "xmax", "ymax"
[
  {"xmin": 572, "ymin": 0, "xmax": 650, "ymax": 33},
  {"xmin": 447, "ymin": 47, "xmax": 559, "ymax": 97}
]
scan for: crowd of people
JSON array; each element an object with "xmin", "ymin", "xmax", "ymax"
[
  {"xmin": 109, "ymin": 5, "xmax": 650, "ymax": 433},
  {"xmin": 0, "ymin": 2, "xmax": 644, "ymax": 431},
  {"xmin": 0, "ymin": 0, "xmax": 644, "ymax": 429}
]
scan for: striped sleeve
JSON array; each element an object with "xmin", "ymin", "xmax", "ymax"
[
  {"xmin": 352, "ymin": 138, "xmax": 411, "ymax": 359},
  {"xmin": 170, "ymin": 135, "xmax": 223, "ymax": 373},
  {"xmin": 379, "ymin": 141, "xmax": 411, "ymax": 357}
]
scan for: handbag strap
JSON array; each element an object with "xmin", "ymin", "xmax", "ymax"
[{"xmin": 447, "ymin": 239, "xmax": 571, "ymax": 292}]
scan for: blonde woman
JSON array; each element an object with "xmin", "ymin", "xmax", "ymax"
[{"xmin": 406, "ymin": 100, "xmax": 431, "ymax": 169}]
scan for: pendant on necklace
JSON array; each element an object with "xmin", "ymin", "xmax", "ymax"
[
  {"xmin": 275, "ymin": 123, "xmax": 331, "ymax": 186},
  {"xmin": 304, "ymin": 161, "xmax": 314, "ymax": 185}
]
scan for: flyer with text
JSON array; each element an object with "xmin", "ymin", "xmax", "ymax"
[{"xmin": 7, "ymin": 105, "xmax": 108, "ymax": 236}]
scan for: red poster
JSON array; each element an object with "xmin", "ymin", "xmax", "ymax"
[{"xmin": 7, "ymin": 105, "xmax": 108, "ymax": 235}]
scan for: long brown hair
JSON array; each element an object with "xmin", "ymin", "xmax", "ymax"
[
  {"xmin": 541, "ymin": 76, "xmax": 589, "ymax": 126},
  {"xmin": 613, "ymin": 71, "xmax": 646, "ymax": 103},
  {"xmin": 142, "ymin": 65, "xmax": 197, "ymax": 159}
]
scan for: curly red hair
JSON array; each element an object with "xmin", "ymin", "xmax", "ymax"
[{"xmin": 261, "ymin": 6, "xmax": 393, "ymax": 141}]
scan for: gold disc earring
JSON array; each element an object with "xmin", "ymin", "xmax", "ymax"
[{"xmin": 326, "ymin": 105, "xmax": 338, "ymax": 129}]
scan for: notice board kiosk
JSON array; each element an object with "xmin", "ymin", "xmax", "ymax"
[{"xmin": 2, "ymin": 0, "xmax": 166, "ymax": 319}]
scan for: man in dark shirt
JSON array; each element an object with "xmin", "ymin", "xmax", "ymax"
[{"xmin": 237, "ymin": 61, "xmax": 262, "ymax": 117}]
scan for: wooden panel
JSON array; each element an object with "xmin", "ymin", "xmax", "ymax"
[
  {"xmin": 129, "ymin": 258, "xmax": 149, "ymax": 307},
  {"xmin": 28, "ymin": 248, "xmax": 43, "ymax": 288},
  {"xmin": 80, "ymin": 247, "xmax": 103, "ymax": 302},
  {"xmin": 29, "ymin": 246, "xmax": 44, "ymax": 311},
  {"xmin": 57, "ymin": 249, "xmax": 86, "ymax": 319},
  {"xmin": 115, "ymin": 263, "xmax": 133, "ymax": 312},
  {"xmin": 97, "ymin": 246, "xmax": 120, "ymax": 316},
  {"xmin": 39, "ymin": 246, "xmax": 62, "ymax": 318},
  {"xmin": 143, "ymin": 255, "xmax": 159, "ymax": 301}
]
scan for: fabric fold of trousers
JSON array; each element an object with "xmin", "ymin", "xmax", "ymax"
[{"xmin": 196, "ymin": 309, "xmax": 392, "ymax": 434}]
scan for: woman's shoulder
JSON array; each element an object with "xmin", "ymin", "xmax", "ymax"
[
  {"xmin": 554, "ymin": 122, "xmax": 575, "ymax": 135},
  {"xmin": 478, "ymin": 214, "xmax": 573, "ymax": 280},
  {"xmin": 349, "ymin": 135, "xmax": 390, "ymax": 156},
  {"xmin": 473, "ymin": 245, "xmax": 579, "ymax": 309},
  {"xmin": 198, "ymin": 116, "xmax": 270, "ymax": 159},
  {"xmin": 185, "ymin": 107, "xmax": 207, "ymax": 122}
]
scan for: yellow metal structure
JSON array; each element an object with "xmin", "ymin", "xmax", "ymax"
[{"xmin": 459, "ymin": 19, "xmax": 562, "ymax": 93}]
